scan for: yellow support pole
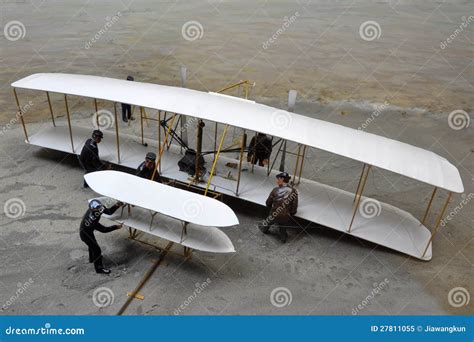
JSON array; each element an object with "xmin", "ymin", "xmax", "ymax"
[
  {"xmin": 421, "ymin": 187, "xmax": 438, "ymax": 226},
  {"xmin": 63, "ymin": 94, "xmax": 74, "ymax": 152},
  {"xmin": 353, "ymin": 164, "xmax": 367, "ymax": 203},
  {"xmin": 214, "ymin": 122, "xmax": 218, "ymax": 160},
  {"xmin": 348, "ymin": 164, "xmax": 372, "ymax": 232},
  {"xmin": 13, "ymin": 88, "xmax": 29, "ymax": 143},
  {"xmin": 292, "ymin": 144, "xmax": 302, "ymax": 184},
  {"xmin": 140, "ymin": 106, "xmax": 144, "ymax": 145},
  {"xmin": 46, "ymin": 92, "xmax": 56, "ymax": 127},
  {"xmin": 143, "ymin": 108, "xmax": 150, "ymax": 127},
  {"xmin": 421, "ymin": 192, "xmax": 452, "ymax": 258},
  {"xmin": 113, "ymin": 103, "xmax": 121, "ymax": 163},
  {"xmin": 158, "ymin": 111, "xmax": 161, "ymax": 149},
  {"xmin": 217, "ymin": 80, "xmax": 249, "ymax": 94},
  {"xmin": 235, "ymin": 131, "xmax": 247, "ymax": 196},
  {"xmin": 297, "ymin": 145, "xmax": 307, "ymax": 184},
  {"xmin": 158, "ymin": 111, "xmax": 162, "ymax": 173},
  {"xmin": 204, "ymin": 124, "xmax": 229, "ymax": 196}
]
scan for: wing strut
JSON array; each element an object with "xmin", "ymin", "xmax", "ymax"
[
  {"xmin": 13, "ymin": 88, "xmax": 29, "ymax": 143},
  {"xmin": 279, "ymin": 90, "xmax": 298, "ymax": 172},
  {"xmin": 421, "ymin": 191, "xmax": 452, "ymax": 258},
  {"xmin": 348, "ymin": 164, "xmax": 372, "ymax": 233},
  {"xmin": 205, "ymin": 124, "xmax": 230, "ymax": 196}
]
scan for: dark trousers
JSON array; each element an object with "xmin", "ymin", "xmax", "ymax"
[
  {"xmin": 121, "ymin": 103, "xmax": 132, "ymax": 121},
  {"xmin": 260, "ymin": 215, "xmax": 290, "ymax": 242},
  {"xmin": 80, "ymin": 231, "xmax": 104, "ymax": 270},
  {"xmin": 249, "ymin": 153, "xmax": 267, "ymax": 166}
]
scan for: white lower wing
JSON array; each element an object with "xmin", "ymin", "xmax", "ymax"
[{"xmin": 93, "ymin": 198, "xmax": 235, "ymax": 253}]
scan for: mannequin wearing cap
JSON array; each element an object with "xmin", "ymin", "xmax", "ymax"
[
  {"xmin": 258, "ymin": 172, "xmax": 298, "ymax": 243},
  {"xmin": 79, "ymin": 199, "xmax": 123, "ymax": 274},
  {"xmin": 135, "ymin": 152, "xmax": 162, "ymax": 182},
  {"xmin": 79, "ymin": 130, "xmax": 110, "ymax": 188},
  {"xmin": 121, "ymin": 75, "xmax": 135, "ymax": 122}
]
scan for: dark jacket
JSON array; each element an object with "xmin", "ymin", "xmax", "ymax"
[
  {"xmin": 79, "ymin": 204, "xmax": 121, "ymax": 236},
  {"xmin": 135, "ymin": 162, "xmax": 162, "ymax": 182},
  {"xmin": 248, "ymin": 134, "xmax": 272, "ymax": 159},
  {"xmin": 80, "ymin": 138, "xmax": 105, "ymax": 172},
  {"xmin": 265, "ymin": 184, "xmax": 298, "ymax": 221}
]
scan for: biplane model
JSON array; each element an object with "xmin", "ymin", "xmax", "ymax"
[
  {"xmin": 11, "ymin": 73, "xmax": 464, "ymax": 261},
  {"xmin": 85, "ymin": 170, "xmax": 238, "ymax": 255}
]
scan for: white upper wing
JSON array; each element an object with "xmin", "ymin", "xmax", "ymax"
[
  {"xmin": 13, "ymin": 73, "xmax": 463, "ymax": 193},
  {"xmin": 84, "ymin": 171, "xmax": 239, "ymax": 227}
]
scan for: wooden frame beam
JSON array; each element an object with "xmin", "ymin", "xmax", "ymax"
[
  {"xmin": 292, "ymin": 144, "xmax": 302, "ymax": 185},
  {"xmin": 348, "ymin": 164, "xmax": 372, "ymax": 232},
  {"xmin": 194, "ymin": 119, "xmax": 205, "ymax": 181},
  {"xmin": 235, "ymin": 130, "xmax": 247, "ymax": 196},
  {"xmin": 353, "ymin": 164, "xmax": 367, "ymax": 202},
  {"xmin": 94, "ymin": 98, "xmax": 99, "ymax": 128},
  {"xmin": 152, "ymin": 113, "xmax": 176, "ymax": 180},
  {"xmin": 421, "ymin": 187, "xmax": 438, "ymax": 226},
  {"xmin": 46, "ymin": 91, "xmax": 56, "ymax": 127},
  {"xmin": 113, "ymin": 102, "xmax": 121, "ymax": 163},
  {"xmin": 117, "ymin": 241, "xmax": 174, "ymax": 315},
  {"xmin": 13, "ymin": 88, "xmax": 29, "ymax": 143},
  {"xmin": 297, "ymin": 145, "xmax": 307, "ymax": 184},
  {"xmin": 268, "ymin": 138, "xmax": 285, "ymax": 176},
  {"xmin": 140, "ymin": 106, "xmax": 144, "ymax": 145},
  {"xmin": 63, "ymin": 94, "xmax": 74, "ymax": 152},
  {"xmin": 204, "ymin": 124, "xmax": 229, "ymax": 196},
  {"xmin": 421, "ymin": 192, "xmax": 452, "ymax": 258}
]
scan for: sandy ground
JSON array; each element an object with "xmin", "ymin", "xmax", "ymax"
[
  {"xmin": 0, "ymin": 0, "xmax": 473, "ymax": 122},
  {"xmin": 0, "ymin": 0, "xmax": 472, "ymax": 316}
]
